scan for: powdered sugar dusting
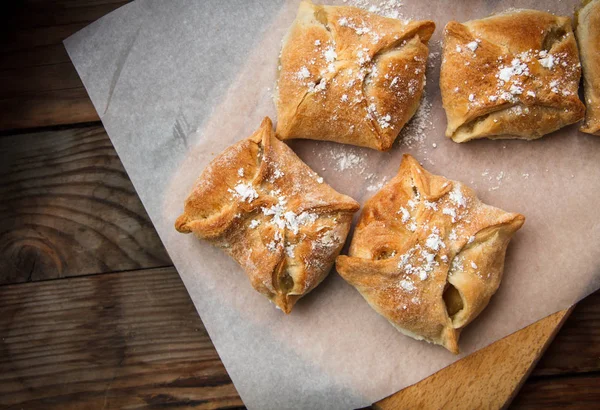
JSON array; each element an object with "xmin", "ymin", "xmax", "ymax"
[
  {"xmin": 262, "ymin": 196, "xmax": 318, "ymax": 236},
  {"xmin": 319, "ymin": 145, "xmax": 367, "ymax": 172},
  {"xmin": 367, "ymin": 176, "xmax": 388, "ymax": 192},
  {"xmin": 425, "ymin": 228, "xmax": 446, "ymax": 251},
  {"xmin": 229, "ymin": 183, "xmax": 258, "ymax": 202},
  {"xmin": 314, "ymin": 145, "xmax": 392, "ymax": 194},
  {"xmin": 449, "ymin": 229, "xmax": 458, "ymax": 241},
  {"xmin": 449, "ymin": 185, "xmax": 467, "ymax": 208},
  {"xmin": 324, "ymin": 46, "xmax": 337, "ymax": 63},
  {"xmin": 466, "ymin": 41, "xmax": 479, "ymax": 52},
  {"xmin": 400, "ymin": 91, "xmax": 434, "ymax": 150},
  {"xmin": 442, "ymin": 207, "xmax": 457, "ymax": 222},
  {"xmin": 399, "ymin": 278, "xmax": 415, "ymax": 292},
  {"xmin": 399, "ymin": 207, "xmax": 410, "ymax": 223},
  {"xmin": 296, "ymin": 66, "xmax": 310, "ymax": 80},
  {"xmin": 344, "ymin": 0, "xmax": 406, "ymax": 19},
  {"xmin": 461, "ymin": 46, "xmax": 580, "ymax": 109},
  {"xmin": 480, "ymin": 169, "xmax": 511, "ymax": 192},
  {"xmin": 397, "ymin": 244, "xmax": 439, "ymax": 281},
  {"xmin": 285, "ymin": 244, "xmax": 296, "ymax": 258}
]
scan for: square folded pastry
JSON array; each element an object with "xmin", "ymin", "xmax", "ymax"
[
  {"xmin": 336, "ymin": 155, "xmax": 524, "ymax": 353},
  {"xmin": 576, "ymin": 0, "xmax": 600, "ymax": 135},
  {"xmin": 175, "ymin": 118, "xmax": 359, "ymax": 313},
  {"xmin": 275, "ymin": 0, "xmax": 435, "ymax": 151},
  {"xmin": 440, "ymin": 9, "xmax": 585, "ymax": 142}
]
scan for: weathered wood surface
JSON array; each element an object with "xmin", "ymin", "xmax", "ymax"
[
  {"xmin": 533, "ymin": 290, "xmax": 600, "ymax": 377},
  {"xmin": 0, "ymin": 1, "xmax": 131, "ymax": 130},
  {"xmin": 0, "ymin": 267, "xmax": 243, "ymax": 410},
  {"xmin": 511, "ymin": 374, "xmax": 600, "ymax": 409},
  {"xmin": 0, "ymin": 265, "xmax": 598, "ymax": 409},
  {"xmin": 0, "ymin": 126, "xmax": 171, "ymax": 285}
]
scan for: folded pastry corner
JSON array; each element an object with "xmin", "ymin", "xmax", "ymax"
[
  {"xmin": 440, "ymin": 9, "xmax": 585, "ymax": 142},
  {"xmin": 336, "ymin": 154, "xmax": 524, "ymax": 353},
  {"xmin": 576, "ymin": 0, "xmax": 600, "ymax": 135},
  {"xmin": 275, "ymin": 0, "xmax": 435, "ymax": 151},
  {"xmin": 176, "ymin": 117, "xmax": 360, "ymax": 313}
]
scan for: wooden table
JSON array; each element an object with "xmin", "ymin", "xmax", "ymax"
[{"xmin": 1, "ymin": 1, "xmax": 599, "ymax": 408}]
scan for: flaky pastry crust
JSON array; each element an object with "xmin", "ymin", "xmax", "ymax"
[
  {"xmin": 176, "ymin": 118, "xmax": 359, "ymax": 313},
  {"xmin": 440, "ymin": 9, "xmax": 585, "ymax": 142},
  {"xmin": 576, "ymin": 0, "xmax": 600, "ymax": 135},
  {"xmin": 336, "ymin": 155, "xmax": 524, "ymax": 353},
  {"xmin": 275, "ymin": 0, "xmax": 435, "ymax": 151}
]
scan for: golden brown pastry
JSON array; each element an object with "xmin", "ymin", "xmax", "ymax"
[
  {"xmin": 576, "ymin": 0, "xmax": 600, "ymax": 135},
  {"xmin": 275, "ymin": 0, "xmax": 435, "ymax": 151},
  {"xmin": 175, "ymin": 118, "xmax": 359, "ymax": 313},
  {"xmin": 440, "ymin": 9, "xmax": 585, "ymax": 142},
  {"xmin": 336, "ymin": 155, "xmax": 524, "ymax": 353}
]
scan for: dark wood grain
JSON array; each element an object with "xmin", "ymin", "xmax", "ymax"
[
  {"xmin": 511, "ymin": 374, "xmax": 600, "ymax": 409},
  {"xmin": 532, "ymin": 290, "xmax": 600, "ymax": 377},
  {"xmin": 2, "ymin": 1, "xmax": 130, "ymax": 32},
  {"xmin": 0, "ymin": 1, "xmax": 131, "ymax": 131},
  {"xmin": 0, "ymin": 126, "xmax": 170, "ymax": 285},
  {"xmin": 0, "ymin": 267, "xmax": 243, "ymax": 410},
  {"xmin": 0, "ymin": 62, "xmax": 94, "ymax": 130},
  {"xmin": 0, "ymin": 1, "xmax": 130, "ymax": 52},
  {"xmin": 0, "ymin": 22, "xmax": 88, "ymax": 54},
  {"xmin": 1, "ymin": 62, "xmax": 84, "ymax": 95},
  {"xmin": 0, "ymin": 44, "xmax": 71, "ymax": 71},
  {"xmin": 0, "ymin": 89, "xmax": 98, "ymax": 131}
]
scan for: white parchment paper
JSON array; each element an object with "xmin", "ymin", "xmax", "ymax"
[{"xmin": 65, "ymin": 1, "xmax": 600, "ymax": 408}]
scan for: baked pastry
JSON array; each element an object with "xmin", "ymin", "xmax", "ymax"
[
  {"xmin": 275, "ymin": 0, "xmax": 435, "ymax": 151},
  {"xmin": 440, "ymin": 9, "xmax": 585, "ymax": 142},
  {"xmin": 576, "ymin": 0, "xmax": 600, "ymax": 135},
  {"xmin": 336, "ymin": 155, "xmax": 524, "ymax": 353},
  {"xmin": 175, "ymin": 118, "xmax": 359, "ymax": 313}
]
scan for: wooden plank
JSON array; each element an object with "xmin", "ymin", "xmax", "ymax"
[
  {"xmin": 23, "ymin": 0, "xmax": 128, "ymax": 8},
  {"xmin": 2, "ymin": 1, "xmax": 130, "ymax": 30},
  {"xmin": 0, "ymin": 89, "xmax": 99, "ymax": 130},
  {"xmin": 0, "ymin": 267, "xmax": 244, "ymax": 410},
  {"xmin": 374, "ymin": 309, "xmax": 573, "ymax": 410},
  {"xmin": 533, "ymin": 290, "xmax": 600, "ymax": 377},
  {"xmin": 0, "ymin": 44, "xmax": 72, "ymax": 71},
  {"xmin": 0, "ymin": 23, "xmax": 89, "ymax": 53},
  {"xmin": 0, "ymin": 2, "xmax": 130, "ymax": 71},
  {"xmin": 511, "ymin": 374, "xmax": 600, "ymax": 409},
  {"xmin": 0, "ymin": 126, "xmax": 170, "ymax": 285},
  {"xmin": 0, "ymin": 1, "xmax": 130, "ymax": 130},
  {"xmin": 0, "ymin": 62, "xmax": 84, "ymax": 95}
]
